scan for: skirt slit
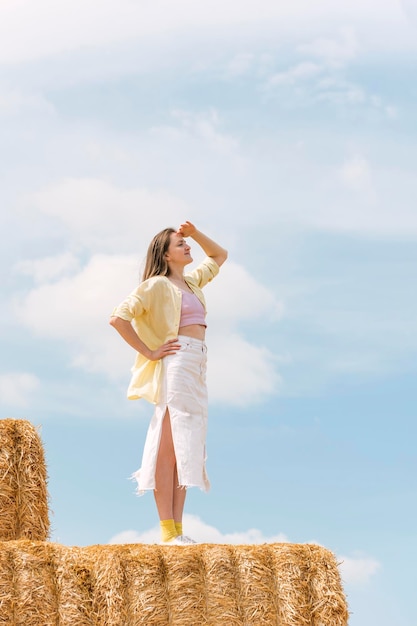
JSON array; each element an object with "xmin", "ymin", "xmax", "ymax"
[{"xmin": 132, "ymin": 336, "xmax": 210, "ymax": 495}]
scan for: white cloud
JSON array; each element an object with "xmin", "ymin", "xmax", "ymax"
[
  {"xmin": 13, "ymin": 253, "xmax": 139, "ymax": 380},
  {"xmin": 0, "ymin": 87, "xmax": 55, "ymax": 115},
  {"xmin": 226, "ymin": 52, "xmax": 255, "ymax": 77},
  {"xmin": 84, "ymin": 141, "xmax": 134, "ymax": 165},
  {"xmin": 208, "ymin": 333, "xmax": 281, "ymax": 404},
  {"xmin": 13, "ymin": 252, "xmax": 283, "ymax": 406},
  {"xmin": 266, "ymin": 66, "xmax": 396, "ymax": 124},
  {"xmin": 0, "ymin": 0, "xmax": 144, "ymax": 66},
  {"xmin": 312, "ymin": 76, "xmax": 396, "ymax": 118},
  {"xmin": 0, "ymin": 372, "xmax": 40, "ymax": 407},
  {"xmin": 268, "ymin": 62, "xmax": 322, "ymax": 86},
  {"xmin": 207, "ymin": 262, "xmax": 284, "ymax": 403},
  {"xmin": 298, "ymin": 28, "xmax": 359, "ymax": 67},
  {"xmin": 315, "ymin": 77, "xmax": 366, "ymax": 105},
  {"xmin": 0, "ymin": 0, "xmax": 410, "ymax": 77},
  {"xmin": 175, "ymin": 109, "xmax": 239, "ymax": 155},
  {"xmin": 31, "ymin": 177, "xmax": 189, "ymax": 254},
  {"xmin": 153, "ymin": 109, "xmax": 240, "ymax": 158},
  {"xmin": 277, "ymin": 152, "xmax": 417, "ymax": 239},
  {"xmin": 15, "ymin": 252, "xmax": 81, "ymax": 284},
  {"xmin": 14, "ymin": 254, "xmax": 138, "ymax": 342},
  {"xmin": 339, "ymin": 553, "xmax": 381, "ymax": 585},
  {"xmin": 108, "ymin": 513, "xmax": 289, "ymax": 545},
  {"xmin": 401, "ymin": 0, "xmax": 417, "ymax": 26},
  {"xmin": 264, "ymin": 29, "xmax": 396, "ymax": 119},
  {"xmin": 207, "ymin": 261, "xmax": 284, "ymax": 324},
  {"xmin": 338, "ymin": 155, "xmax": 374, "ymax": 195}
]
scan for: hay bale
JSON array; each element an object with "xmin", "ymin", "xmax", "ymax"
[
  {"xmin": 307, "ymin": 544, "xmax": 349, "ymax": 626},
  {"xmin": 202, "ymin": 545, "xmax": 241, "ymax": 624},
  {"xmin": 270, "ymin": 542, "xmax": 312, "ymax": 626},
  {"xmin": 53, "ymin": 544, "xmax": 95, "ymax": 625},
  {"xmin": 232, "ymin": 544, "xmax": 281, "ymax": 625},
  {"xmin": 162, "ymin": 545, "xmax": 206, "ymax": 625},
  {"xmin": 0, "ymin": 418, "xmax": 50, "ymax": 541},
  {"xmin": 3, "ymin": 541, "xmax": 58, "ymax": 626},
  {"xmin": 0, "ymin": 543, "xmax": 14, "ymax": 624},
  {"xmin": 87, "ymin": 545, "xmax": 128, "ymax": 625},
  {"xmin": 0, "ymin": 541, "xmax": 348, "ymax": 625},
  {"xmin": 54, "ymin": 543, "xmax": 129, "ymax": 625},
  {"xmin": 123, "ymin": 544, "xmax": 170, "ymax": 625}
]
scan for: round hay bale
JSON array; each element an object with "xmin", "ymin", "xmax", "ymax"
[{"xmin": 0, "ymin": 418, "xmax": 50, "ymax": 541}]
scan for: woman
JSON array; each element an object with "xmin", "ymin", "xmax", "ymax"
[{"xmin": 110, "ymin": 221, "xmax": 227, "ymax": 545}]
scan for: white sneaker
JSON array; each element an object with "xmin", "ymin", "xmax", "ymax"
[
  {"xmin": 179, "ymin": 535, "xmax": 197, "ymax": 544},
  {"xmin": 160, "ymin": 535, "xmax": 197, "ymax": 546}
]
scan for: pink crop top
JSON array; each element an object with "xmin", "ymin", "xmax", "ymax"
[{"xmin": 179, "ymin": 290, "xmax": 207, "ymax": 328}]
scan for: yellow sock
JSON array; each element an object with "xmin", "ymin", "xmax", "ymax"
[
  {"xmin": 160, "ymin": 519, "xmax": 177, "ymax": 543},
  {"xmin": 175, "ymin": 521, "xmax": 183, "ymax": 537}
]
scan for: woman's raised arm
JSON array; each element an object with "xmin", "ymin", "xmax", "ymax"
[{"xmin": 177, "ymin": 221, "xmax": 228, "ymax": 267}]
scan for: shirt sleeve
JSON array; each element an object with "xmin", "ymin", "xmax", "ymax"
[
  {"xmin": 111, "ymin": 282, "xmax": 150, "ymax": 322},
  {"xmin": 185, "ymin": 257, "xmax": 220, "ymax": 288}
]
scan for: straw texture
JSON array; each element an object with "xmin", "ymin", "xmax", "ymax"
[
  {"xmin": 0, "ymin": 540, "xmax": 349, "ymax": 625},
  {"xmin": 0, "ymin": 418, "xmax": 50, "ymax": 541}
]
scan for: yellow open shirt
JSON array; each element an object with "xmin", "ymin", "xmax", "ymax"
[{"xmin": 111, "ymin": 257, "xmax": 219, "ymax": 404}]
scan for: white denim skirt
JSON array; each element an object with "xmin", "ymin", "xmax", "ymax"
[{"xmin": 132, "ymin": 335, "xmax": 210, "ymax": 495}]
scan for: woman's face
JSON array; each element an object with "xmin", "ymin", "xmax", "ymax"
[{"xmin": 165, "ymin": 232, "xmax": 193, "ymax": 267}]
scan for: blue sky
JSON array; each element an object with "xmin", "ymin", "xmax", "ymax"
[{"xmin": 1, "ymin": 1, "xmax": 416, "ymax": 624}]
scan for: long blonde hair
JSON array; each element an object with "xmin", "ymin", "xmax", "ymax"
[{"xmin": 142, "ymin": 227, "xmax": 175, "ymax": 281}]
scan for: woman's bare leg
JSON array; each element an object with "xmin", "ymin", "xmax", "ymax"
[
  {"xmin": 153, "ymin": 409, "xmax": 177, "ymax": 521},
  {"xmin": 173, "ymin": 465, "xmax": 187, "ymax": 524}
]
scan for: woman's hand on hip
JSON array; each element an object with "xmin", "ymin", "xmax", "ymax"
[{"xmin": 149, "ymin": 339, "xmax": 181, "ymax": 361}]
